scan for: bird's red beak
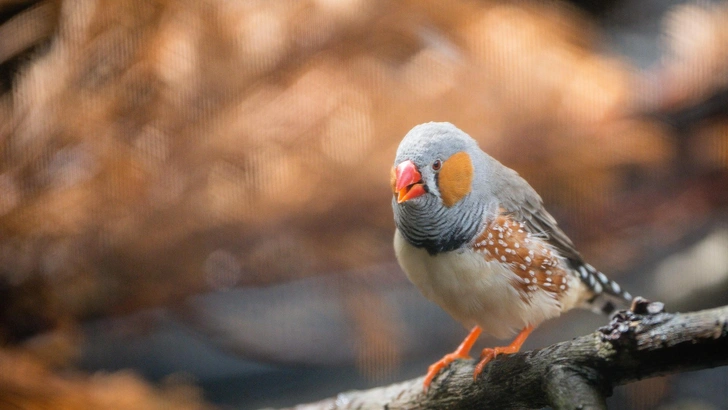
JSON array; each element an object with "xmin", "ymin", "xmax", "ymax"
[{"xmin": 394, "ymin": 160, "xmax": 425, "ymax": 203}]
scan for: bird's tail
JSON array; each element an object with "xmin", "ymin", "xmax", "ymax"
[{"xmin": 575, "ymin": 263, "xmax": 632, "ymax": 315}]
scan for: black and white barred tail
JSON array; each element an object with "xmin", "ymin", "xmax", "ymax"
[{"xmin": 575, "ymin": 263, "xmax": 632, "ymax": 315}]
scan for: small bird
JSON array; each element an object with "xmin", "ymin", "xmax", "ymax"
[{"xmin": 391, "ymin": 122, "xmax": 632, "ymax": 391}]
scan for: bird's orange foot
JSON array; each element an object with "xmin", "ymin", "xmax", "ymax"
[
  {"xmin": 423, "ymin": 325, "xmax": 482, "ymax": 392},
  {"xmin": 472, "ymin": 325, "xmax": 534, "ymax": 381},
  {"xmin": 423, "ymin": 351, "xmax": 469, "ymax": 391},
  {"xmin": 473, "ymin": 347, "xmax": 504, "ymax": 379}
]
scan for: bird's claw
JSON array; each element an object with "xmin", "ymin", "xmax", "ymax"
[
  {"xmin": 473, "ymin": 348, "xmax": 497, "ymax": 380},
  {"xmin": 423, "ymin": 352, "xmax": 470, "ymax": 392}
]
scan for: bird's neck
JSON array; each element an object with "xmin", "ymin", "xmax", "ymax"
[{"xmin": 393, "ymin": 198, "xmax": 484, "ymax": 255}]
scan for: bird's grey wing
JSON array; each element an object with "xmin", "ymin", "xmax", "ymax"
[
  {"xmin": 493, "ymin": 168, "xmax": 632, "ymax": 306},
  {"xmin": 493, "ymin": 168, "xmax": 583, "ymax": 264},
  {"xmin": 508, "ymin": 193, "xmax": 583, "ymax": 263}
]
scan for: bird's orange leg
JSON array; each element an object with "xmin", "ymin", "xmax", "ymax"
[
  {"xmin": 423, "ymin": 325, "xmax": 482, "ymax": 391},
  {"xmin": 473, "ymin": 325, "xmax": 533, "ymax": 380}
]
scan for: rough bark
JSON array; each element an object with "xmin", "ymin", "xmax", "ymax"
[{"xmin": 283, "ymin": 299, "xmax": 728, "ymax": 410}]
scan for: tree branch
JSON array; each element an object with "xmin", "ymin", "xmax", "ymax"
[
  {"xmin": 544, "ymin": 364, "xmax": 607, "ymax": 410},
  {"xmin": 283, "ymin": 299, "xmax": 728, "ymax": 410}
]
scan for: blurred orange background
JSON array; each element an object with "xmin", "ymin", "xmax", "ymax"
[{"xmin": 1, "ymin": 0, "xmax": 728, "ymax": 409}]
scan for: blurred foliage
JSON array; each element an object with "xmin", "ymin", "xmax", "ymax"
[
  {"xmin": 1, "ymin": 0, "xmax": 728, "ymax": 408},
  {"xmin": 0, "ymin": 347, "xmax": 211, "ymax": 409}
]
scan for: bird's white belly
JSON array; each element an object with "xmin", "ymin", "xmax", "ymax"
[{"xmin": 394, "ymin": 229, "xmax": 565, "ymax": 339}]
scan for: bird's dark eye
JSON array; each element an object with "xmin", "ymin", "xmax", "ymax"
[{"xmin": 431, "ymin": 159, "xmax": 442, "ymax": 171}]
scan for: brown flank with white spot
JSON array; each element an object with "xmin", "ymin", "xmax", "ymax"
[{"xmin": 472, "ymin": 213, "xmax": 570, "ymax": 301}]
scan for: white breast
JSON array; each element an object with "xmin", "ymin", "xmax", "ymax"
[{"xmin": 394, "ymin": 229, "xmax": 578, "ymax": 339}]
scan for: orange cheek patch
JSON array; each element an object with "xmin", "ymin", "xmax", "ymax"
[
  {"xmin": 390, "ymin": 167, "xmax": 397, "ymax": 194},
  {"xmin": 438, "ymin": 151, "xmax": 473, "ymax": 207}
]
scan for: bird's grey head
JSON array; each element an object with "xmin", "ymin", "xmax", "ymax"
[{"xmin": 391, "ymin": 122, "xmax": 494, "ymax": 254}]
